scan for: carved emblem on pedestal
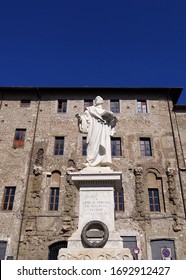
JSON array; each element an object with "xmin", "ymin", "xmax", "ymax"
[{"xmin": 81, "ymin": 220, "xmax": 109, "ymax": 248}]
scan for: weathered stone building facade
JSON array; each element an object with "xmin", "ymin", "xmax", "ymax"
[{"xmin": 0, "ymin": 87, "xmax": 186, "ymax": 260}]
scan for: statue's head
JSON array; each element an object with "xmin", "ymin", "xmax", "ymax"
[{"xmin": 95, "ymin": 96, "xmax": 103, "ymax": 105}]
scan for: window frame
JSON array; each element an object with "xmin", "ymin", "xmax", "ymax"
[
  {"xmin": 140, "ymin": 137, "xmax": 152, "ymax": 156},
  {"xmin": 54, "ymin": 137, "xmax": 64, "ymax": 155},
  {"xmin": 110, "ymin": 100, "xmax": 120, "ymax": 113},
  {"xmin": 2, "ymin": 187, "xmax": 16, "ymax": 211},
  {"xmin": 137, "ymin": 100, "xmax": 147, "ymax": 113},
  {"xmin": 111, "ymin": 137, "xmax": 122, "ymax": 157},
  {"xmin": 57, "ymin": 100, "xmax": 67, "ymax": 113},
  {"xmin": 49, "ymin": 187, "xmax": 59, "ymax": 211},
  {"xmin": 148, "ymin": 188, "xmax": 160, "ymax": 212},
  {"xmin": 114, "ymin": 189, "xmax": 124, "ymax": 211},
  {"xmin": 13, "ymin": 129, "xmax": 26, "ymax": 148}
]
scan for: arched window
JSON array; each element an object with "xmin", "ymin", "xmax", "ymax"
[
  {"xmin": 51, "ymin": 170, "xmax": 61, "ymax": 186},
  {"xmin": 146, "ymin": 171, "xmax": 165, "ymax": 212},
  {"xmin": 49, "ymin": 171, "xmax": 61, "ymax": 211},
  {"xmin": 48, "ymin": 241, "xmax": 67, "ymax": 260}
]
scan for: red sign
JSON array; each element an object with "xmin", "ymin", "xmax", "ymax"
[
  {"xmin": 161, "ymin": 247, "xmax": 171, "ymax": 258},
  {"xmin": 132, "ymin": 246, "xmax": 140, "ymax": 255}
]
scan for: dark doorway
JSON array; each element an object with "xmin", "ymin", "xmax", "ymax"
[
  {"xmin": 0, "ymin": 241, "xmax": 7, "ymax": 260},
  {"xmin": 150, "ymin": 239, "xmax": 176, "ymax": 260},
  {"xmin": 48, "ymin": 241, "xmax": 68, "ymax": 260},
  {"xmin": 121, "ymin": 236, "xmax": 138, "ymax": 260}
]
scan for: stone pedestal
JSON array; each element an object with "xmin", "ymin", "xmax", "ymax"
[
  {"xmin": 58, "ymin": 167, "xmax": 132, "ymax": 260},
  {"xmin": 58, "ymin": 248, "xmax": 132, "ymax": 260}
]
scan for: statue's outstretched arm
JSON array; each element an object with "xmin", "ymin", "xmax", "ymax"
[{"xmin": 75, "ymin": 112, "xmax": 89, "ymax": 134}]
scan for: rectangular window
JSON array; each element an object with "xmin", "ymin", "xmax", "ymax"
[
  {"xmin": 148, "ymin": 189, "xmax": 160, "ymax": 212},
  {"xmin": 110, "ymin": 100, "xmax": 120, "ymax": 113},
  {"xmin": 49, "ymin": 188, "xmax": 59, "ymax": 211},
  {"xmin": 137, "ymin": 100, "xmax": 147, "ymax": 113},
  {"xmin": 20, "ymin": 100, "xmax": 31, "ymax": 107},
  {"xmin": 57, "ymin": 100, "xmax": 67, "ymax": 113},
  {"xmin": 13, "ymin": 129, "xmax": 26, "ymax": 148},
  {"xmin": 2, "ymin": 187, "xmax": 16, "ymax": 210},
  {"xmin": 111, "ymin": 138, "xmax": 122, "ymax": 156},
  {"xmin": 84, "ymin": 99, "xmax": 93, "ymax": 110},
  {"xmin": 114, "ymin": 190, "xmax": 124, "ymax": 211},
  {"xmin": 140, "ymin": 138, "xmax": 152, "ymax": 156},
  {"xmin": 82, "ymin": 137, "xmax": 87, "ymax": 156},
  {"xmin": 54, "ymin": 137, "xmax": 64, "ymax": 155}
]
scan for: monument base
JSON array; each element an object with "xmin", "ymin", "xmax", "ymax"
[
  {"xmin": 58, "ymin": 167, "xmax": 133, "ymax": 260},
  {"xmin": 58, "ymin": 248, "xmax": 133, "ymax": 260}
]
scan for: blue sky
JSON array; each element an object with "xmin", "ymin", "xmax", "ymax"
[{"xmin": 0, "ymin": 0, "xmax": 186, "ymax": 104}]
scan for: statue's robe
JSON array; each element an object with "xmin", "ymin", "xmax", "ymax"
[{"xmin": 79, "ymin": 106, "xmax": 117, "ymax": 167}]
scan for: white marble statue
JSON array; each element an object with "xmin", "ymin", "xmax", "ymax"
[{"xmin": 76, "ymin": 96, "xmax": 117, "ymax": 167}]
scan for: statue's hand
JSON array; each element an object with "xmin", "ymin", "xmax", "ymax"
[
  {"xmin": 75, "ymin": 113, "xmax": 81, "ymax": 122},
  {"xmin": 110, "ymin": 128, "xmax": 116, "ymax": 136}
]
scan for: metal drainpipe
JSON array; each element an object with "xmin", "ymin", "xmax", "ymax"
[
  {"xmin": 167, "ymin": 89, "xmax": 186, "ymax": 219},
  {"xmin": 16, "ymin": 88, "xmax": 41, "ymax": 259}
]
